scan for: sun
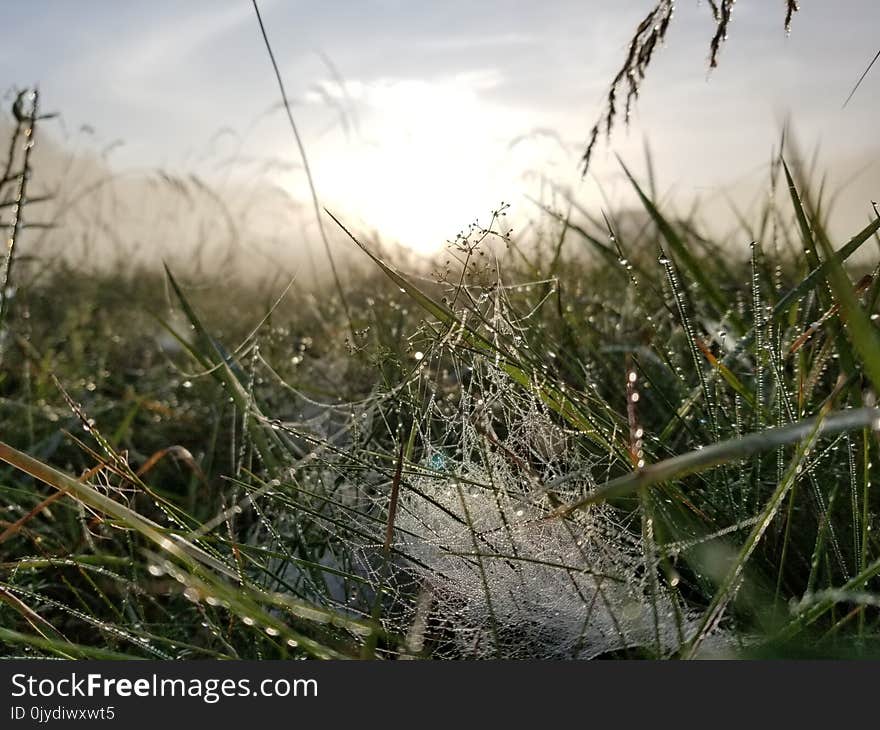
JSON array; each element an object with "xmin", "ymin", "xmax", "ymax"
[{"xmin": 302, "ymin": 74, "xmax": 529, "ymax": 255}]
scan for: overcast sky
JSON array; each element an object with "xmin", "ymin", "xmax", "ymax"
[{"xmin": 4, "ymin": 1, "xmax": 880, "ymax": 253}]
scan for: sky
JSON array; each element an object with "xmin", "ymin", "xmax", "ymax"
[{"xmin": 4, "ymin": 1, "xmax": 880, "ymax": 258}]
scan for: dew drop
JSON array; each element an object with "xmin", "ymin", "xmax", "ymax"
[{"xmin": 183, "ymin": 587, "xmax": 201, "ymax": 603}]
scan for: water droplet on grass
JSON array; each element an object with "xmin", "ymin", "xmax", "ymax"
[{"xmin": 183, "ymin": 587, "xmax": 200, "ymax": 603}]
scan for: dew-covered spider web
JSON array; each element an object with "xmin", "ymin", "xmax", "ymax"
[{"xmin": 253, "ymin": 245, "xmax": 733, "ymax": 660}]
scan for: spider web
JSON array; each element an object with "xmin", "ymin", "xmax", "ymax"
[{"xmin": 327, "ymin": 281, "xmax": 730, "ymax": 659}]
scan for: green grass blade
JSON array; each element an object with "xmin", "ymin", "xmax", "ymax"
[
  {"xmin": 552, "ymin": 407, "xmax": 880, "ymax": 516},
  {"xmin": 619, "ymin": 157, "xmax": 736, "ymax": 326}
]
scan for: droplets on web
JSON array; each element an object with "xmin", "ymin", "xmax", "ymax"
[{"xmin": 363, "ymin": 283, "xmax": 719, "ymax": 659}]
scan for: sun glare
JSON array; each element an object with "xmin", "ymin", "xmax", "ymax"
[{"xmin": 304, "ymin": 74, "xmax": 533, "ymax": 255}]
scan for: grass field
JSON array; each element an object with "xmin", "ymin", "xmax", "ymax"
[{"xmin": 3, "ymin": 88, "xmax": 880, "ymax": 659}]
